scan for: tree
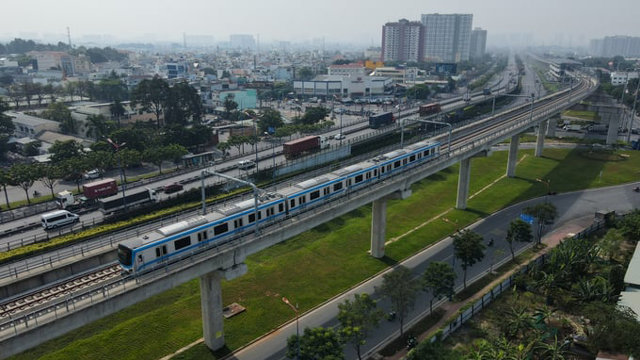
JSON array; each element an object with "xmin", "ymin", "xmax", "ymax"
[
  {"xmin": 422, "ymin": 261, "xmax": 456, "ymax": 314},
  {"xmin": 49, "ymin": 140, "xmax": 84, "ymax": 163},
  {"xmin": 85, "ymin": 151, "xmax": 114, "ymax": 177},
  {"xmin": 60, "ymin": 157, "xmax": 88, "ymax": 192},
  {"xmin": 223, "ymin": 93, "xmax": 238, "ymax": 118},
  {"xmin": 0, "ymin": 98, "xmax": 16, "ymax": 159},
  {"xmin": 258, "ymin": 108, "xmax": 284, "ymax": 133},
  {"xmin": 297, "ymin": 67, "xmax": 314, "ymax": 81},
  {"xmin": 585, "ymin": 303, "xmax": 640, "ymax": 356},
  {"xmin": 217, "ymin": 141, "xmax": 230, "ymax": 159},
  {"xmin": 164, "ymin": 82, "xmax": 203, "ymax": 125},
  {"xmin": 297, "ymin": 106, "xmax": 329, "ymax": 125},
  {"xmin": 0, "ymin": 168, "xmax": 12, "ymax": 209},
  {"xmin": 376, "ymin": 265, "xmax": 419, "ymax": 336},
  {"xmin": 505, "ymin": 219, "xmax": 533, "ymax": 261},
  {"xmin": 620, "ymin": 209, "xmax": 640, "ymax": 242},
  {"xmin": 534, "ymin": 335, "xmax": 572, "ymax": 360},
  {"xmin": 84, "ymin": 114, "xmax": 114, "ymax": 141},
  {"xmin": 337, "ymin": 293, "xmax": 383, "ymax": 360},
  {"xmin": 453, "ymin": 230, "xmax": 486, "ymax": 289},
  {"xmin": 109, "ymin": 99, "xmax": 126, "ymax": 126},
  {"xmin": 42, "ymin": 102, "xmax": 77, "ymax": 134},
  {"xmin": 524, "ymin": 202, "xmax": 557, "ymax": 244},
  {"xmin": 406, "ymin": 84, "xmax": 431, "ymax": 100},
  {"xmin": 131, "ymin": 76, "xmax": 170, "ymax": 128},
  {"xmin": 9, "ymin": 163, "xmax": 38, "ymax": 205},
  {"xmin": 37, "ymin": 163, "xmax": 63, "ymax": 198},
  {"xmin": 286, "ymin": 327, "xmax": 344, "ymax": 360}
]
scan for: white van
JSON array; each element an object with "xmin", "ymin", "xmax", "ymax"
[
  {"xmin": 41, "ymin": 210, "xmax": 80, "ymax": 230},
  {"xmin": 237, "ymin": 160, "xmax": 256, "ymax": 170}
]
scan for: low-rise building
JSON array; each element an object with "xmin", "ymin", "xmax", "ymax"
[
  {"xmin": 6, "ymin": 111, "xmax": 60, "ymax": 138},
  {"xmin": 293, "ymin": 75, "xmax": 393, "ymax": 99},
  {"xmin": 611, "ymin": 71, "xmax": 639, "ymax": 86}
]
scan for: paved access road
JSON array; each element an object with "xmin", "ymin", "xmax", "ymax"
[{"xmin": 229, "ymin": 183, "xmax": 640, "ymax": 360}]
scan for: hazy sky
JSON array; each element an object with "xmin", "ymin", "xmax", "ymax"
[{"xmin": 3, "ymin": 0, "xmax": 640, "ymax": 46}]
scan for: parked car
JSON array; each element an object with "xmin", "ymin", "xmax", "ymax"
[
  {"xmin": 237, "ymin": 160, "xmax": 256, "ymax": 170},
  {"xmin": 163, "ymin": 183, "xmax": 184, "ymax": 194},
  {"xmin": 333, "ymin": 133, "xmax": 346, "ymax": 140},
  {"xmin": 84, "ymin": 169, "xmax": 101, "ymax": 180}
]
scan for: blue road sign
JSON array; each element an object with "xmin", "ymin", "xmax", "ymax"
[{"xmin": 520, "ymin": 214, "xmax": 534, "ymax": 224}]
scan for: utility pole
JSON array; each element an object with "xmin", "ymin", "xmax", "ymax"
[{"xmin": 66, "ymin": 27, "xmax": 72, "ymax": 48}]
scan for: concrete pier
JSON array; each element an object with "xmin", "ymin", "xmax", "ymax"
[
  {"xmin": 370, "ymin": 198, "xmax": 387, "ymax": 258},
  {"xmin": 456, "ymin": 158, "xmax": 471, "ymax": 210},
  {"xmin": 535, "ymin": 120, "xmax": 548, "ymax": 157},
  {"xmin": 506, "ymin": 135, "xmax": 520, "ymax": 178},
  {"xmin": 547, "ymin": 118, "xmax": 557, "ymax": 137},
  {"xmin": 200, "ymin": 264, "xmax": 247, "ymax": 350}
]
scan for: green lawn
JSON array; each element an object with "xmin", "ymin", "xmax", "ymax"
[
  {"xmin": 11, "ymin": 147, "xmax": 640, "ymax": 360},
  {"xmin": 561, "ymin": 109, "xmax": 600, "ymax": 121}
]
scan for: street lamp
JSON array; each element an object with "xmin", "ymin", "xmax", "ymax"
[
  {"xmin": 106, "ymin": 138, "xmax": 127, "ymax": 210},
  {"xmin": 535, "ymin": 178, "xmax": 551, "ymax": 195},
  {"xmin": 264, "ymin": 132, "xmax": 276, "ymax": 170},
  {"xmin": 242, "ymin": 111, "xmax": 260, "ymax": 173},
  {"xmin": 282, "ymin": 296, "xmax": 300, "ymax": 360}
]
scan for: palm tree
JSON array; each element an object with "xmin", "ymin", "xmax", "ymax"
[
  {"xmin": 534, "ymin": 335, "xmax": 571, "ymax": 360},
  {"xmin": 502, "ymin": 306, "xmax": 534, "ymax": 340}
]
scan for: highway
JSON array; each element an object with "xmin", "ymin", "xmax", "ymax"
[{"xmin": 232, "ymin": 182, "xmax": 640, "ymax": 360}]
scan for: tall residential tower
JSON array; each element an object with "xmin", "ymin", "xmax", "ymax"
[
  {"xmin": 470, "ymin": 28, "xmax": 488, "ymax": 59},
  {"xmin": 381, "ymin": 19, "xmax": 424, "ymax": 62},
  {"xmin": 421, "ymin": 13, "xmax": 473, "ymax": 63}
]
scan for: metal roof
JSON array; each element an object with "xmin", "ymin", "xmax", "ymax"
[{"xmin": 624, "ymin": 242, "xmax": 640, "ymax": 286}]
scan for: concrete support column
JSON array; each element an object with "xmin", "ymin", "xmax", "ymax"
[
  {"xmin": 546, "ymin": 118, "xmax": 557, "ymax": 137},
  {"xmin": 456, "ymin": 158, "xmax": 471, "ymax": 210},
  {"xmin": 506, "ymin": 135, "xmax": 520, "ymax": 178},
  {"xmin": 605, "ymin": 109, "xmax": 621, "ymax": 145},
  {"xmin": 200, "ymin": 271, "xmax": 225, "ymax": 350},
  {"xmin": 371, "ymin": 198, "xmax": 387, "ymax": 258},
  {"xmin": 535, "ymin": 120, "xmax": 548, "ymax": 157}
]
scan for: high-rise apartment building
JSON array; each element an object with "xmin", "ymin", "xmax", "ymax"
[
  {"xmin": 421, "ymin": 13, "xmax": 472, "ymax": 63},
  {"xmin": 590, "ymin": 36, "xmax": 640, "ymax": 57},
  {"xmin": 381, "ymin": 19, "xmax": 424, "ymax": 62},
  {"xmin": 470, "ymin": 28, "xmax": 487, "ymax": 59},
  {"xmin": 229, "ymin": 34, "xmax": 255, "ymax": 50}
]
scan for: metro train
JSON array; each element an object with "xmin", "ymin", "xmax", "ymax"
[{"xmin": 118, "ymin": 140, "xmax": 441, "ymax": 273}]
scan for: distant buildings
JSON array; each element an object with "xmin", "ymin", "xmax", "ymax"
[
  {"xmin": 381, "ymin": 19, "xmax": 424, "ymax": 62},
  {"xmin": 327, "ymin": 63, "xmax": 366, "ymax": 77},
  {"xmin": 610, "ymin": 71, "xmax": 639, "ymax": 86},
  {"xmin": 590, "ymin": 36, "xmax": 640, "ymax": 58},
  {"xmin": 421, "ymin": 13, "xmax": 473, "ymax": 63},
  {"xmin": 229, "ymin": 35, "xmax": 256, "ymax": 50},
  {"xmin": 379, "ymin": 13, "xmax": 479, "ymax": 64},
  {"xmin": 470, "ymin": 28, "xmax": 487, "ymax": 59}
]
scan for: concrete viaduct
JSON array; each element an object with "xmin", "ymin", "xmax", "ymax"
[{"xmin": 0, "ymin": 74, "xmax": 598, "ymax": 358}]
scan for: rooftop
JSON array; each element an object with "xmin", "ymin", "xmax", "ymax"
[
  {"xmin": 6, "ymin": 112, "xmax": 59, "ymax": 127},
  {"xmin": 624, "ymin": 242, "xmax": 640, "ymax": 287}
]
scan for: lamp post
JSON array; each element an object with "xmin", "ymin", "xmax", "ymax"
[
  {"xmin": 106, "ymin": 138, "xmax": 127, "ymax": 210},
  {"xmin": 282, "ymin": 296, "xmax": 300, "ymax": 360},
  {"xmin": 242, "ymin": 111, "xmax": 260, "ymax": 173},
  {"xmin": 400, "ymin": 117, "xmax": 452, "ymax": 154},
  {"xmin": 536, "ymin": 178, "xmax": 551, "ymax": 196}
]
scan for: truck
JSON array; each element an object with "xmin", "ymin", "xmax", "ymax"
[
  {"xmin": 98, "ymin": 188, "xmax": 158, "ymax": 215},
  {"xmin": 83, "ymin": 178, "xmax": 118, "ymax": 199},
  {"xmin": 588, "ymin": 124, "xmax": 608, "ymax": 133},
  {"xmin": 369, "ymin": 112, "xmax": 395, "ymax": 129},
  {"xmin": 55, "ymin": 178, "xmax": 118, "ymax": 210},
  {"xmin": 282, "ymin": 135, "xmax": 329, "ymax": 160},
  {"xmin": 419, "ymin": 103, "xmax": 442, "ymax": 117},
  {"xmin": 562, "ymin": 124, "xmax": 582, "ymax": 132}
]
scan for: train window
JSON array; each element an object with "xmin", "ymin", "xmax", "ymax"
[
  {"xmin": 279, "ymin": 203, "xmax": 284, "ymax": 212},
  {"xmin": 248, "ymin": 213, "xmax": 255, "ymax": 223},
  {"xmin": 214, "ymin": 223, "xmax": 229, "ymax": 235},
  {"xmin": 198, "ymin": 231, "xmax": 208, "ymax": 242},
  {"xmin": 155, "ymin": 247, "xmax": 161, "ymax": 257},
  {"xmin": 381, "ymin": 167, "xmax": 385, "ymax": 173},
  {"xmin": 310, "ymin": 190, "xmax": 320, "ymax": 200},
  {"xmin": 394, "ymin": 161, "xmax": 401, "ymax": 168},
  {"xmin": 387, "ymin": 165, "xmax": 392, "ymax": 172},
  {"xmin": 299, "ymin": 196, "xmax": 306, "ymax": 204},
  {"xmin": 162, "ymin": 245, "xmax": 167, "ymax": 255},
  {"xmin": 268, "ymin": 207, "xmax": 275, "ymax": 216},
  {"xmin": 323, "ymin": 187, "xmax": 330, "ymax": 195},
  {"xmin": 355, "ymin": 175, "xmax": 363, "ymax": 183},
  {"xmin": 174, "ymin": 236, "xmax": 191, "ymax": 251},
  {"xmin": 258, "ymin": 211, "xmax": 262, "ymax": 219},
  {"xmin": 234, "ymin": 218, "xmax": 243, "ymax": 228},
  {"xmin": 290, "ymin": 199, "xmax": 296, "ymax": 208},
  {"xmin": 334, "ymin": 182, "xmax": 343, "ymax": 191},
  {"xmin": 423, "ymin": 150, "xmax": 429, "ymax": 156},
  {"xmin": 374, "ymin": 169, "xmax": 378, "ymax": 176},
  {"xmin": 410, "ymin": 155, "xmax": 416, "ymax": 162},
  {"xmin": 403, "ymin": 159, "xmax": 408, "ymax": 165},
  {"xmin": 347, "ymin": 179, "xmax": 352, "ymax": 186}
]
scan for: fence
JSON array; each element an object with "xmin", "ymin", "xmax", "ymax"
[{"xmin": 432, "ymin": 220, "xmax": 605, "ymax": 342}]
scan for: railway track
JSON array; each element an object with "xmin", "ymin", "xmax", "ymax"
[{"xmin": 0, "ymin": 264, "xmax": 121, "ymax": 319}]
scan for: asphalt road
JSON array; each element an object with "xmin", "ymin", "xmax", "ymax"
[{"xmin": 229, "ymin": 182, "xmax": 640, "ymax": 360}]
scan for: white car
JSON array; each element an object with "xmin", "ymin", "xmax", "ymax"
[
  {"xmin": 84, "ymin": 169, "xmax": 101, "ymax": 179},
  {"xmin": 333, "ymin": 133, "xmax": 346, "ymax": 140}
]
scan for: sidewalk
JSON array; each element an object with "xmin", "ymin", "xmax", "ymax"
[{"xmin": 384, "ymin": 217, "xmax": 593, "ymax": 360}]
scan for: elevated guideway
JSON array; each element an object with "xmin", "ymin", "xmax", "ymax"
[{"xmin": 0, "ymin": 72, "xmax": 598, "ymax": 358}]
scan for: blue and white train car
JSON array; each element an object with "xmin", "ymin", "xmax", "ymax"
[{"xmin": 118, "ymin": 140, "xmax": 440, "ymax": 273}]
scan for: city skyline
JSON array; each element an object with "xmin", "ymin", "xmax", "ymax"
[{"xmin": 2, "ymin": 0, "xmax": 640, "ymax": 47}]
